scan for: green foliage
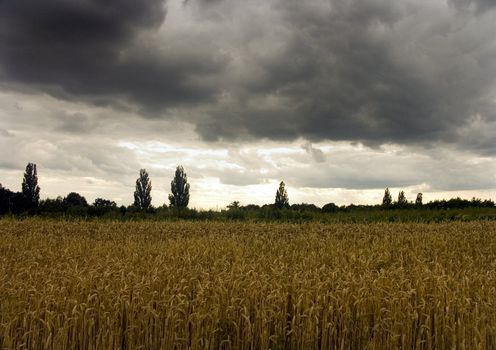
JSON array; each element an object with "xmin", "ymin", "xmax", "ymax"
[
  {"xmin": 227, "ymin": 201, "xmax": 240, "ymax": 209},
  {"xmin": 168, "ymin": 166, "xmax": 190, "ymax": 208},
  {"xmin": 21, "ymin": 163, "xmax": 40, "ymax": 208},
  {"xmin": 382, "ymin": 188, "xmax": 392, "ymax": 208},
  {"xmin": 425, "ymin": 197, "xmax": 494, "ymax": 209},
  {"xmin": 0, "ymin": 184, "xmax": 30, "ymax": 215},
  {"xmin": 274, "ymin": 181, "xmax": 289, "ymax": 209},
  {"xmin": 63, "ymin": 192, "xmax": 88, "ymax": 207},
  {"xmin": 226, "ymin": 201, "xmax": 245, "ymax": 220},
  {"xmin": 322, "ymin": 202, "xmax": 339, "ymax": 213},
  {"xmin": 134, "ymin": 169, "xmax": 152, "ymax": 210},
  {"xmin": 291, "ymin": 203, "xmax": 320, "ymax": 212},
  {"xmin": 226, "ymin": 208, "xmax": 246, "ymax": 220},
  {"xmin": 93, "ymin": 198, "xmax": 117, "ymax": 208},
  {"xmin": 89, "ymin": 198, "xmax": 118, "ymax": 217},
  {"xmin": 397, "ymin": 191, "xmax": 408, "ymax": 208},
  {"xmin": 38, "ymin": 197, "xmax": 64, "ymax": 215},
  {"xmin": 0, "ymin": 184, "xmax": 13, "ymax": 215},
  {"xmin": 415, "ymin": 193, "xmax": 423, "ymax": 206}
]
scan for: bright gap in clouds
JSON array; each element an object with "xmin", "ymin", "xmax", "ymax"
[{"xmin": 98, "ymin": 140, "xmax": 496, "ymax": 209}]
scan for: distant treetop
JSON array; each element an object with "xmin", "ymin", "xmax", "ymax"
[
  {"xmin": 169, "ymin": 165, "xmax": 190, "ymax": 209},
  {"xmin": 134, "ymin": 169, "xmax": 152, "ymax": 210},
  {"xmin": 22, "ymin": 162, "xmax": 40, "ymax": 208},
  {"xmin": 382, "ymin": 188, "xmax": 392, "ymax": 208},
  {"xmin": 275, "ymin": 181, "xmax": 289, "ymax": 209}
]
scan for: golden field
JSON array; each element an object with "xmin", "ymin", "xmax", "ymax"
[{"xmin": 0, "ymin": 219, "xmax": 495, "ymax": 349}]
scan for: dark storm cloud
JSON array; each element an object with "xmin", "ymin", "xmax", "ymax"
[
  {"xmin": 450, "ymin": 0, "xmax": 496, "ymax": 12},
  {"xmin": 1, "ymin": 0, "xmax": 496, "ymax": 152},
  {"xmin": 0, "ymin": 0, "xmax": 166, "ymax": 44},
  {"xmin": 192, "ymin": 0, "xmax": 496, "ymax": 150},
  {"xmin": 0, "ymin": 0, "xmax": 224, "ymax": 111}
]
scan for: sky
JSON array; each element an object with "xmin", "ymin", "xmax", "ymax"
[{"xmin": 0, "ymin": 0, "xmax": 495, "ymax": 209}]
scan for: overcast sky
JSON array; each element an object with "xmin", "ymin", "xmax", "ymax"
[{"xmin": 0, "ymin": 0, "xmax": 495, "ymax": 208}]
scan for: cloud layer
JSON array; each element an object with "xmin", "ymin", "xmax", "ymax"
[
  {"xmin": 1, "ymin": 0, "xmax": 496, "ymax": 151},
  {"xmin": 0, "ymin": 0, "xmax": 225, "ymax": 112}
]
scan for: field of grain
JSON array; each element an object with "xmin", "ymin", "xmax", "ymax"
[{"xmin": 1, "ymin": 219, "xmax": 496, "ymax": 349}]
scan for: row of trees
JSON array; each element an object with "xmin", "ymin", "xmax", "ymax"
[
  {"xmin": 136, "ymin": 169, "xmax": 293, "ymax": 210},
  {"xmin": 0, "ymin": 163, "xmax": 41, "ymax": 214},
  {"xmin": 133, "ymin": 166, "xmax": 190, "ymax": 210},
  {"xmin": 0, "ymin": 163, "xmax": 192, "ymax": 215},
  {"xmin": 382, "ymin": 188, "xmax": 423, "ymax": 208},
  {"xmin": 381, "ymin": 187, "xmax": 495, "ymax": 210},
  {"xmin": 0, "ymin": 162, "xmax": 286, "ymax": 214},
  {"xmin": 0, "ymin": 163, "xmax": 494, "ymax": 217}
]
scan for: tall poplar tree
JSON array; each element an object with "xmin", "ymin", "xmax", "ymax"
[
  {"xmin": 22, "ymin": 162, "xmax": 40, "ymax": 208},
  {"xmin": 397, "ymin": 191, "xmax": 408, "ymax": 207},
  {"xmin": 274, "ymin": 181, "xmax": 289, "ymax": 209},
  {"xmin": 415, "ymin": 193, "xmax": 423, "ymax": 207},
  {"xmin": 169, "ymin": 166, "xmax": 190, "ymax": 208},
  {"xmin": 134, "ymin": 169, "xmax": 152, "ymax": 210},
  {"xmin": 382, "ymin": 187, "xmax": 392, "ymax": 208}
]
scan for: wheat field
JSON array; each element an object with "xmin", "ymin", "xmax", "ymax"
[{"xmin": 0, "ymin": 219, "xmax": 495, "ymax": 349}]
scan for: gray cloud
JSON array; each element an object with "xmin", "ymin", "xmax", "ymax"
[
  {"xmin": 0, "ymin": 161, "xmax": 19, "ymax": 171},
  {"xmin": 450, "ymin": 0, "xmax": 496, "ymax": 13},
  {"xmin": 302, "ymin": 143, "xmax": 326, "ymax": 163},
  {"xmin": 0, "ymin": 0, "xmax": 495, "ymax": 154},
  {"xmin": 268, "ymin": 148, "xmax": 496, "ymax": 192},
  {"xmin": 215, "ymin": 170, "xmax": 265, "ymax": 186},
  {"xmin": 53, "ymin": 112, "xmax": 100, "ymax": 134},
  {"xmin": 0, "ymin": 129, "xmax": 13, "ymax": 138},
  {"xmin": 0, "ymin": 0, "xmax": 225, "ymax": 112},
  {"xmin": 185, "ymin": 0, "xmax": 496, "ymax": 150},
  {"xmin": 194, "ymin": 0, "xmax": 496, "ymax": 152}
]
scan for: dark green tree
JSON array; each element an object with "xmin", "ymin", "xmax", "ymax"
[
  {"xmin": 291, "ymin": 203, "xmax": 320, "ymax": 212},
  {"xmin": 397, "ymin": 191, "xmax": 408, "ymax": 206},
  {"xmin": 22, "ymin": 163, "xmax": 40, "ymax": 208},
  {"xmin": 0, "ymin": 184, "xmax": 13, "ymax": 214},
  {"xmin": 62, "ymin": 192, "xmax": 88, "ymax": 217},
  {"xmin": 227, "ymin": 201, "xmax": 240, "ymax": 210},
  {"xmin": 274, "ymin": 181, "xmax": 289, "ymax": 209},
  {"xmin": 415, "ymin": 193, "xmax": 423, "ymax": 206},
  {"xmin": 382, "ymin": 187, "xmax": 392, "ymax": 208},
  {"xmin": 134, "ymin": 169, "xmax": 152, "ymax": 210},
  {"xmin": 169, "ymin": 166, "xmax": 190, "ymax": 208},
  {"xmin": 322, "ymin": 202, "xmax": 339, "ymax": 213},
  {"xmin": 63, "ymin": 192, "xmax": 88, "ymax": 207},
  {"xmin": 91, "ymin": 198, "xmax": 117, "ymax": 216},
  {"xmin": 93, "ymin": 198, "xmax": 117, "ymax": 208},
  {"xmin": 38, "ymin": 197, "xmax": 64, "ymax": 214}
]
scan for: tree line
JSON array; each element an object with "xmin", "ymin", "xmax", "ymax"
[
  {"xmin": 0, "ymin": 163, "xmax": 192, "ymax": 215},
  {"xmin": 0, "ymin": 162, "xmax": 494, "ymax": 218}
]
